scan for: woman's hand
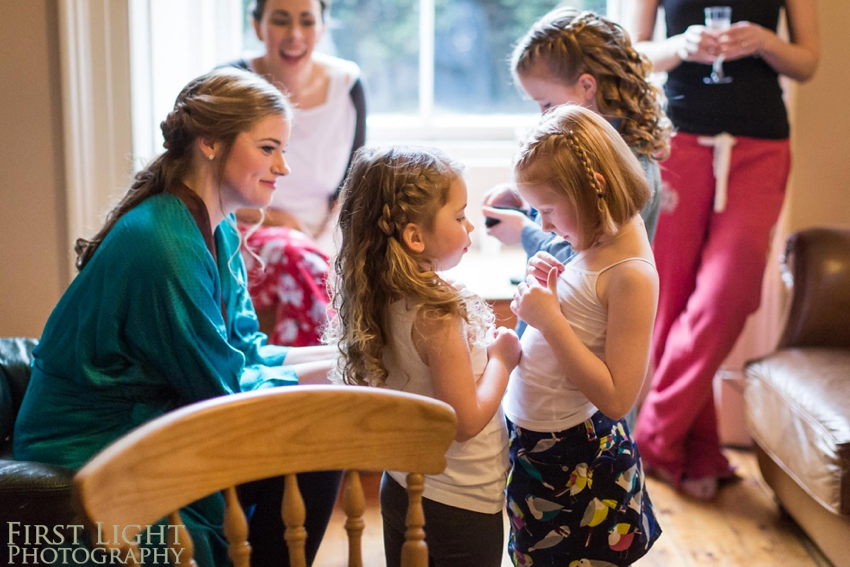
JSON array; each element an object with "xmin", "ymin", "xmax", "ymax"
[
  {"xmin": 675, "ymin": 24, "xmax": 723, "ymax": 64},
  {"xmin": 718, "ymin": 22, "xmax": 770, "ymax": 61},
  {"xmin": 511, "ymin": 268, "xmax": 561, "ymax": 333},
  {"xmin": 482, "ymin": 182, "xmax": 526, "ymax": 210},
  {"xmin": 481, "ymin": 206, "xmax": 534, "ymax": 246},
  {"xmin": 526, "ymin": 251, "xmax": 564, "ymax": 286},
  {"xmin": 487, "ymin": 327, "xmax": 522, "ymax": 372},
  {"xmin": 481, "ymin": 183, "xmax": 530, "ymax": 246}
]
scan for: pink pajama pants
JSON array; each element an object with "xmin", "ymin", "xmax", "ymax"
[
  {"xmin": 240, "ymin": 225, "xmax": 332, "ymax": 347},
  {"xmin": 634, "ymin": 132, "xmax": 790, "ymax": 482}
]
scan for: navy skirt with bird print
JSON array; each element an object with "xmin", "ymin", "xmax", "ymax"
[{"xmin": 506, "ymin": 412, "xmax": 661, "ymax": 567}]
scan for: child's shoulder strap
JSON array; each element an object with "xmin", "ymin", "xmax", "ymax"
[{"xmin": 597, "ymin": 256, "xmax": 655, "ymax": 275}]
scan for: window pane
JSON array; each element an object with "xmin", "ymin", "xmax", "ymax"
[
  {"xmin": 328, "ymin": 0, "xmax": 420, "ymax": 114},
  {"xmin": 433, "ymin": 0, "xmax": 606, "ymax": 115}
]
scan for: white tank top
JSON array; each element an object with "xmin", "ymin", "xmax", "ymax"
[
  {"xmin": 259, "ymin": 53, "xmax": 359, "ymax": 236},
  {"xmin": 383, "ymin": 298, "xmax": 509, "ymax": 514},
  {"xmin": 503, "ymin": 255, "xmax": 655, "ymax": 432}
]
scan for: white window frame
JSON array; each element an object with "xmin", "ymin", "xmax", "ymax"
[
  {"xmin": 57, "ymin": 0, "xmax": 626, "ymax": 277},
  {"xmin": 368, "ymin": 0, "xmax": 623, "ymax": 142}
]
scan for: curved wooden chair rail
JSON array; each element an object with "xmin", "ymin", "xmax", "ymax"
[{"xmin": 72, "ymin": 386, "xmax": 457, "ymax": 567}]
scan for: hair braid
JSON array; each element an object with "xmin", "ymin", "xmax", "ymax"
[
  {"xmin": 514, "ymin": 105, "xmax": 649, "ymax": 250},
  {"xmin": 511, "ymin": 7, "xmax": 671, "ymax": 160},
  {"xmin": 75, "ymin": 68, "xmax": 290, "ymax": 270},
  {"xmin": 329, "ymin": 146, "xmax": 493, "ymax": 387}
]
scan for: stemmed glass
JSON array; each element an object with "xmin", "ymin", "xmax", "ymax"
[{"xmin": 703, "ymin": 6, "xmax": 733, "ymax": 84}]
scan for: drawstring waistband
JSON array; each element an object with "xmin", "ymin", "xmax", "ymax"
[{"xmin": 698, "ymin": 132, "xmax": 737, "ymax": 213}]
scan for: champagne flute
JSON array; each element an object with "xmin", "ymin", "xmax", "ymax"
[{"xmin": 703, "ymin": 6, "xmax": 733, "ymax": 84}]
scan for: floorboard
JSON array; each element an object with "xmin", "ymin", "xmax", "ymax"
[{"xmin": 312, "ymin": 449, "xmax": 827, "ymax": 566}]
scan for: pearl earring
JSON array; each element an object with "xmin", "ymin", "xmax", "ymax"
[{"xmin": 208, "ymin": 154, "xmax": 215, "ymax": 161}]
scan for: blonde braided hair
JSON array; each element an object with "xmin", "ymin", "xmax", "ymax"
[
  {"xmin": 514, "ymin": 105, "xmax": 650, "ymax": 250},
  {"xmin": 328, "ymin": 145, "xmax": 494, "ymax": 387},
  {"xmin": 512, "ymin": 7, "xmax": 671, "ymax": 160}
]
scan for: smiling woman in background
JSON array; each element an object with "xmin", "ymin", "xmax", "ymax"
[{"xmin": 225, "ymin": 0, "xmax": 367, "ymax": 347}]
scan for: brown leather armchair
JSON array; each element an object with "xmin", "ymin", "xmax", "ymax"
[
  {"xmin": 1, "ymin": 337, "xmax": 77, "ymax": 563},
  {"xmin": 744, "ymin": 227, "xmax": 850, "ymax": 567}
]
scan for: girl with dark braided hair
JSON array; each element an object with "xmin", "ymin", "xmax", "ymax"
[
  {"xmin": 328, "ymin": 145, "xmax": 521, "ymax": 566},
  {"xmin": 505, "ymin": 105, "xmax": 661, "ymax": 565},
  {"xmin": 14, "ymin": 68, "xmax": 340, "ymax": 567}
]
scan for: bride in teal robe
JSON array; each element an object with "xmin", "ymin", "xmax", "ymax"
[{"xmin": 13, "ymin": 68, "xmax": 339, "ymax": 567}]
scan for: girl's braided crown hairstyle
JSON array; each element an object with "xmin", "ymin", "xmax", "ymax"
[
  {"xmin": 75, "ymin": 68, "xmax": 291, "ymax": 270},
  {"xmin": 515, "ymin": 105, "xmax": 650, "ymax": 251},
  {"xmin": 512, "ymin": 7, "xmax": 671, "ymax": 160},
  {"xmin": 328, "ymin": 145, "xmax": 494, "ymax": 387}
]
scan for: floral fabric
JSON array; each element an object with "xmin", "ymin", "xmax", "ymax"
[{"xmin": 241, "ymin": 224, "xmax": 332, "ymax": 347}]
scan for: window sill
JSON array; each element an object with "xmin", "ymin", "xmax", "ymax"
[{"xmin": 367, "ymin": 113, "xmax": 538, "ymax": 143}]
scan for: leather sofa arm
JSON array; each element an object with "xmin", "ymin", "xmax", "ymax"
[
  {"xmin": 0, "ymin": 459, "xmax": 78, "ymax": 525},
  {"xmin": 778, "ymin": 228, "xmax": 850, "ymax": 349}
]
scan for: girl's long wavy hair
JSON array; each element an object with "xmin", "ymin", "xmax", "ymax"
[
  {"xmin": 512, "ymin": 7, "xmax": 671, "ymax": 160},
  {"xmin": 327, "ymin": 145, "xmax": 493, "ymax": 387},
  {"xmin": 75, "ymin": 68, "xmax": 291, "ymax": 270},
  {"xmin": 515, "ymin": 105, "xmax": 651, "ymax": 251}
]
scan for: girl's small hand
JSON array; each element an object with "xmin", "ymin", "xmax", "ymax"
[
  {"xmin": 511, "ymin": 268, "xmax": 561, "ymax": 333},
  {"xmin": 487, "ymin": 327, "xmax": 522, "ymax": 371},
  {"xmin": 526, "ymin": 251, "xmax": 564, "ymax": 285},
  {"xmin": 718, "ymin": 22, "xmax": 769, "ymax": 61},
  {"xmin": 676, "ymin": 24, "xmax": 722, "ymax": 64}
]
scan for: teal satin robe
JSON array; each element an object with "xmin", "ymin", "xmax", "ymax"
[{"xmin": 13, "ymin": 190, "xmax": 301, "ymax": 566}]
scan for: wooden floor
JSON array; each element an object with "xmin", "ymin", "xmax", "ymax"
[{"xmin": 313, "ymin": 448, "xmax": 831, "ymax": 566}]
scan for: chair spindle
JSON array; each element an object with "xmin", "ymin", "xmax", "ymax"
[
  {"xmin": 223, "ymin": 486, "xmax": 251, "ymax": 567},
  {"xmin": 167, "ymin": 511, "xmax": 198, "ymax": 567},
  {"xmin": 401, "ymin": 472, "xmax": 428, "ymax": 567},
  {"xmin": 343, "ymin": 469, "xmax": 366, "ymax": 567},
  {"xmin": 282, "ymin": 473, "xmax": 308, "ymax": 567}
]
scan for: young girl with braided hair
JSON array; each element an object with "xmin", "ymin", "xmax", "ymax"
[
  {"xmin": 484, "ymin": 6, "xmax": 671, "ymax": 263},
  {"xmin": 328, "ymin": 145, "xmax": 522, "ymax": 567},
  {"xmin": 504, "ymin": 105, "xmax": 661, "ymax": 566}
]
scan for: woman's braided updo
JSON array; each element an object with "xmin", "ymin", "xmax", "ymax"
[
  {"xmin": 514, "ymin": 105, "xmax": 650, "ymax": 251},
  {"xmin": 75, "ymin": 68, "xmax": 290, "ymax": 270},
  {"xmin": 512, "ymin": 6, "xmax": 671, "ymax": 160}
]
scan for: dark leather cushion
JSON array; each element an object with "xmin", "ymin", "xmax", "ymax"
[
  {"xmin": 0, "ymin": 337, "xmax": 37, "ymax": 441},
  {"xmin": 0, "ymin": 460, "xmax": 77, "ymax": 525},
  {"xmin": 0, "ymin": 370, "xmax": 11, "ymax": 442},
  {"xmin": 0, "ymin": 338, "xmax": 78, "ymax": 537}
]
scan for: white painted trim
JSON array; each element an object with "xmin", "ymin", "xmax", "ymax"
[
  {"xmin": 129, "ymin": 0, "xmax": 155, "ymax": 168},
  {"xmin": 57, "ymin": 0, "xmax": 95, "ymax": 279},
  {"xmin": 58, "ymin": 0, "xmax": 135, "ymax": 280},
  {"xmin": 130, "ymin": 0, "xmax": 245, "ymax": 168},
  {"xmin": 419, "ymin": 0, "xmax": 435, "ymax": 123}
]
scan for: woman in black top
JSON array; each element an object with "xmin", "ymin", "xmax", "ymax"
[{"xmin": 626, "ymin": 0, "xmax": 819, "ymax": 500}]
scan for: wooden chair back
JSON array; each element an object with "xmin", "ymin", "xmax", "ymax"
[{"xmin": 73, "ymin": 386, "xmax": 457, "ymax": 567}]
